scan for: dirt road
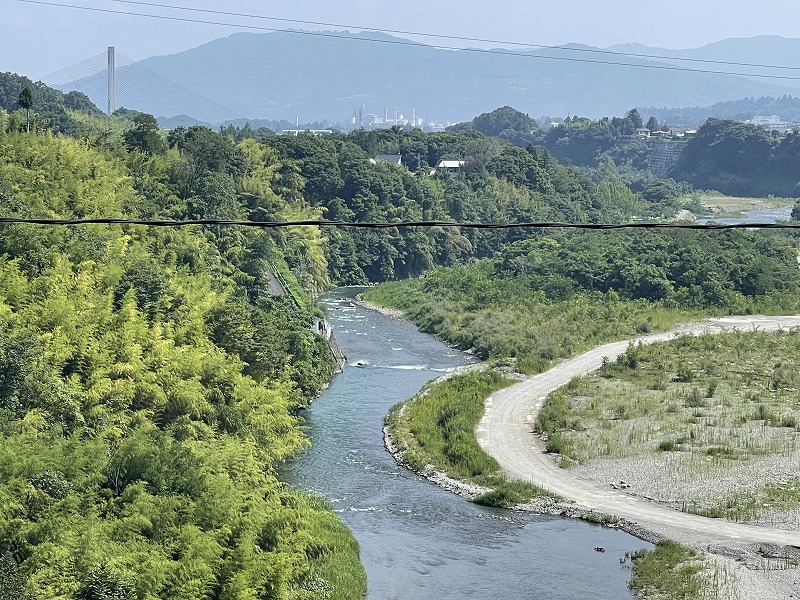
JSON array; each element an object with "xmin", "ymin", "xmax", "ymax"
[{"xmin": 476, "ymin": 315, "xmax": 800, "ymax": 549}]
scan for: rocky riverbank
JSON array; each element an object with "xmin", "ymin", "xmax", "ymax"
[
  {"xmin": 354, "ymin": 297, "xmax": 405, "ymax": 320},
  {"xmin": 383, "ymin": 402, "xmax": 662, "ymax": 540}
]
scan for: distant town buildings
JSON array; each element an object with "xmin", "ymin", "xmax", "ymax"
[
  {"xmin": 280, "ymin": 129, "xmax": 334, "ymax": 136},
  {"xmin": 348, "ymin": 104, "xmax": 456, "ymax": 131},
  {"xmin": 279, "ymin": 107, "xmax": 799, "ymax": 141},
  {"xmin": 747, "ymin": 115, "xmax": 790, "ymax": 133},
  {"xmin": 429, "ymin": 160, "xmax": 465, "ymax": 176},
  {"xmin": 630, "ymin": 127, "xmax": 696, "ymax": 141}
]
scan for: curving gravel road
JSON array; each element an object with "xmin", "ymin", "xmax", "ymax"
[{"xmin": 476, "ymin": 315, "xmax": 800, "ymax": 549}]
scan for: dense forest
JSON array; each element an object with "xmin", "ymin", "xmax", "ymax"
[
  {"xmin": 0, "ymin": 80, "xmax": 365, "ymax": 598},
  {"xmin": 0, "ymin": 72, "xmax": 102, "ymax": 135},
  {"xmin": 271, "ymin": 128, "xmax": 640, "ymax": 283},
  {"xmin": 455, "ymin": 106, "xmax": 800, "ymax": 199},
  {"xmin": 452, "ymin": 106, "xmax": 655, "ymax": 167},
  {"xmin": 670, "ymin": 118, "xmax": 800, "ymax": 196}
]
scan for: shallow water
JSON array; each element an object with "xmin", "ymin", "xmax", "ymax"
[
  {"xmin": 696, "ymin": 205, "xmax": 792, "ymax": 225},
  {"xmin": 283, "ymin": 288, "xmax": 650, "ymax": 599}
]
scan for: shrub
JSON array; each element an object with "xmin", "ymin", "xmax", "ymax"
[
  {"xmin": 658, "ymin": 439, "xmax": 676, "ymax": 452},
  {"xmin": 545, "ymin": 432, "xmax": 575, "ymax": 459}
]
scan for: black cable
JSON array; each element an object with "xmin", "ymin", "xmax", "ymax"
[
  {"xmin": 0, "ymin": 217, "xmax": 797, "ymax": 230},
  {"xmin": 108, "ymin": 0, "xmax": 800, "ymax": 74},
  {"xmin": 15, "ymin": 0, "xmax": 800, "ymax": 82}
]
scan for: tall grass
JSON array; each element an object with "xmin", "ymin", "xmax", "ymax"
[
  {"xmin": 386, "ymin": 370, "xmax": 559, "ymax": 507},
  {"xmin": 628, "ymin": 540, "xmax": 704, "ymax": 600},
  {"xmin": 296, "ymin": 493, "xmax": 367, "ymax": 600},
  {"xmin": 364, "ymin": 275, "xmax": 700, "ymax": 375}
]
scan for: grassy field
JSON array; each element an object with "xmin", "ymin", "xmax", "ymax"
[
  {"xmin": 385, "ymin": 369, "xmax": 561, "ymax": 508},
  {"xmin": 625, "ymin": 540, "xmax": 747, "ymax": 600},
  {"xmin": 627, "ymin": 540, "xmax": 705, "ymax": 600},
  {"xmin": 537, "ymin": 331, "xmax": 800, "ymax": 523}
]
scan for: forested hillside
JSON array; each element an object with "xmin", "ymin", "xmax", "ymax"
[
  {"xmin": 452, "ymin": 106, "xmax": 654, "ymax": 167},
  {"xmin": 365, "ymin": 228, "xmax": 800, "ymax": 373},
  {"xmin": 449, "ymin": 107, "xmax": 692, "ymax": 211},
  {"xmin": 0, "ymin": 72, "xmax": 102, "ymax": 135},
  {"xmin": 670, "ymin": 118, "xmax": 800, "ymax": 196},
  {"xmin": 455, "ymin": 106, "xmax": 800, "ymax": 201},
  {"xmin": 0, "ymin": 106, "xmax": 365, "ymax": 597},
  {"xmin": 265, "ymin": 126, "xmax": 653, "ymax": 283}
]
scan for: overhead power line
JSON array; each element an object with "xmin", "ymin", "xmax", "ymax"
[
  {"xmin": 108, "ymin": 0, "xmax": 800, "ymax": 74},
  {"xmin": 0, "ymin": 217, "xmax": 797, "ymax": 231},
  {"xmin": 14, "ymin": 0, "xmax": 800, "ymax": 81}
]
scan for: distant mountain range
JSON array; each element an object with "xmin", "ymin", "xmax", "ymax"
[
  {"xmin": 58, "ymin": 31, "xmax": 800, "ymax": 125},
  {"xmin": 607, "ymin": 36, "xmax": 800, "ymax": 89}
]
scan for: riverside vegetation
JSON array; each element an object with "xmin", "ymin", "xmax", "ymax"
[
  {"xmin": 363, "ymin": 226, "xmax": 800, "ymax": 373},
  {"xmin": 626, "ymin": 540, "xmax": 707, "ymax": 600},
  {"xmin": 385, "ymin": 369, "xmax": 560, "ymax": 508}
]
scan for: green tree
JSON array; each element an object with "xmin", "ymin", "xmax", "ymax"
[
  {"xmin": 470, "ymin": 106, "xmax": 538, "ymax": 138},
  {"xmin": 17, "ymin": 85, "xmax": 34, "ymax": 132},
  {"xmin": 74, "ymin": 565, "xmax": 134, "ymax": 600},
  {"xmin": 646, "ymin": 116, "xmax": 659, "ymax": 132},
  {"xmin": 0, "ymin": 554, "xmax": 31, "ymax": 600},
  {"xmin": 0, "ymin": 330, "xmax": 42, "ymax": 414},
  {"xmin": 624, "ymin": 108, "xmax": 643, "ymax": 134},
  {"xmin": 123, "ymin": 113, "xmax": 165, "ymax": 155}
]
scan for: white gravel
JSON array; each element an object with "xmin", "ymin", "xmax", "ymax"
[{"xmin": 569, "ymin": 451, "xmax": 800, "ymax": 530}]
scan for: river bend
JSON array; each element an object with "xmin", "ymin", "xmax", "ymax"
[{"xmin": 284, "ymin": 288, "xmax": 650, "ymax": 600}]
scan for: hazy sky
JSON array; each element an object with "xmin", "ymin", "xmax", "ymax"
[{"xmin": 5, "ymin": 0, "xmax": 800, "ymax": 79}]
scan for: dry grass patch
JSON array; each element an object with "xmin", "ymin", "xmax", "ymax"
[{"xmin": 537, "ymin": 331, "xmax": 800, "ymax": 525}]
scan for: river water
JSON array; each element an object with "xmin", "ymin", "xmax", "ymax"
[
  {"xmin": 284, "ymin": 288, "xmax": 650, "ymax": 599},
  {"xmin": 696, "ymin": 205, "xmax": 793, "ymax": 225}
]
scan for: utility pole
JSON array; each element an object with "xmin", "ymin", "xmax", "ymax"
[{"xmin": 107, "ymin": 46, "xmax": 115, "ymax": 116}]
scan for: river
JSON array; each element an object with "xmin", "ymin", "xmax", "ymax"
[
  {"xmin": 696, "ymin": 205, "xmax": 793, "ymax": 225},
  {"xmin": 284, "ymin": 288, "xmax": 651, "ymax": 599}
]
